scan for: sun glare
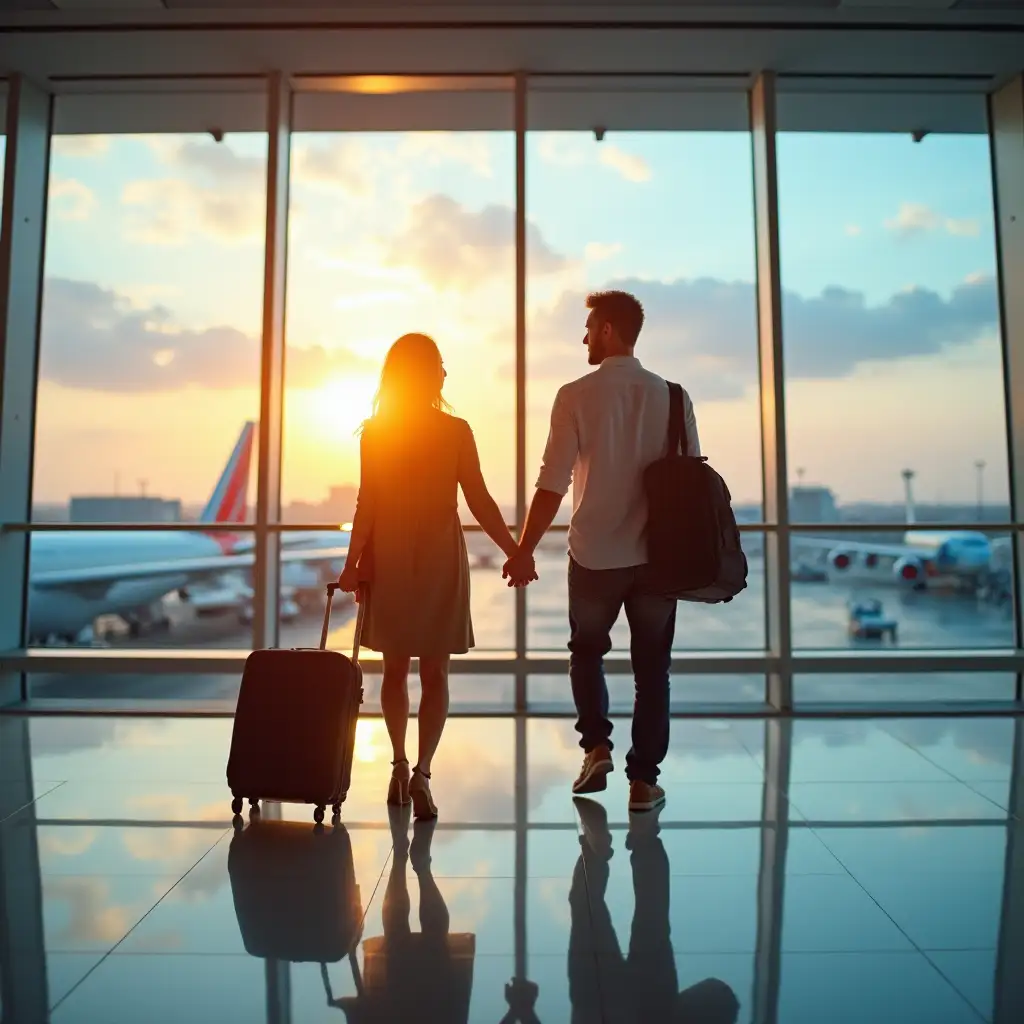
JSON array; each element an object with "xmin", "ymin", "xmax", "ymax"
[
  {"xmin": 306, "ymin": 376, "xmax": 376, "ymax": 439},
  {"xmin": 355, "ymin": 719, "xmax": 388, "ymax": 764}
]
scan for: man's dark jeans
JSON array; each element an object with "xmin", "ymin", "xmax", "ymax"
[{"xmin": 568, "ymin": 556, "xmax": 676, "ymax": 784}]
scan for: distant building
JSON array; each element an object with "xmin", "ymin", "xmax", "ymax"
[
  {"xmin": 283, "ymin": 485, "xmax": 358, "ymax": 525},
  {"xmin": 790, "ymin": 486, "xmax": 839, "ymax": 524},
  {"xmin": 69, "ymin": 496, "xmax": 182, "ymax": 523}
]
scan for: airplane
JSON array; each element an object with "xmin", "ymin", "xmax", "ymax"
[
  {"xmin": 791, "ymin": 469, "xmax": 992, "ymax": 592},
  {"xmin": 26, "ymin": 422, "xmax": 350, "ymax": 643}
]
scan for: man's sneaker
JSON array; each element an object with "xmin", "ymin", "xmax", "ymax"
[
  {"xmin": 572, "ymin": 745, "xmax": 614, "ymax": 794},
  {"xmin": 628, "ymin": 779, "xmax": 666, "ymax": 813}
]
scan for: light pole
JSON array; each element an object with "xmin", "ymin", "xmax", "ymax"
[
  {"xmin": 901, "ymin": 469, "xmax": 916, "ymax": 526},
  {"xmin": 975, "ymin": 459, "xmax": 986, "ymax": 521}
]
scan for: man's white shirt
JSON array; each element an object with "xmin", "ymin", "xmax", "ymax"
[{"xmin": 535, "ymin": 355, "xmax": 701, "ymax": 570}]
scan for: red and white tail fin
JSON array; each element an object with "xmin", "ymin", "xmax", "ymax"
[{"xmin": 200, "ymin": 421, "xmax": 255, "ymax": 551}]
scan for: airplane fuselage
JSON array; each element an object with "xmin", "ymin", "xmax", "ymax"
[
  {"xmin": 28, "ymin": 531, "xmax": 225, "ymax": 640},
  {"xmin": 810, "ymin": 530, "xmax": 993, "ymax": 591}
]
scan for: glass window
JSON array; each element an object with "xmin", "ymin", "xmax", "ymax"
[
  {"xmin": 795, "ymin": 672, "xmax": 1016, "ymax": 704},
  {"xmin": 778, "ymin": 110, "xmax": 1011, "ymax": 652},
  {"xmin": 29, "ymin": 105, "xmax": 267, "ymax": 649},
  {"xmin": 791, "ymin": 528, "xmax": 1014, "ymax": 650},
  {"xmin": 529, "ymin": 672, "xmax": 766, "ymax": 711},
  {"xmin": 282, "ymin": 79, "xmax": 515, "ymax": 653},
  {"xmin": 525, "ymin": 118, "xmax": 763, "ymax": 655}
]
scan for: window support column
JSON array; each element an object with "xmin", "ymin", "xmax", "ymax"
[
  {"xmin": 514, "ymin": 71, "xmax": 528, "ymax": 712},
  {"xmin": 750, "ymin": 73, "xmax": 793, "ymax": 711},
  {"xmin": 252, "ymin": 72, "xmax": 292, "ymax": 652},
  {"xmin": 0, "ymin": 76, "xmax": 52, "ymax": 704}
]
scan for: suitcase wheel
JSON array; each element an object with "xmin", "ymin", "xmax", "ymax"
[
  {"xmin": 314, "ymin": 805, "xmax": 326, "ymax": 824},
  {"xmin": 332, "ymin": 801, "xmax": 342, "ymax": 815},
  {"xmin": 231, "ymin": 797, "xmax": 243, "ymax": 816}
]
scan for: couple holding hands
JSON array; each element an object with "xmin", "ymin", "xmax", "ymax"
[{"xmin": 336, "ymin": 290, "xmax": 701, "ymax": 823}]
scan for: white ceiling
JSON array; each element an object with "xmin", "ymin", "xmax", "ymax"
[{"xmin": 0, "ymin": 0, "xmax": 1020, "ymax": 137}]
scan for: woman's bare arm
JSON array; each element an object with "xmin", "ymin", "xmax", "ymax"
[
  {"xmin": 340, "ymin": 431, "xmax": 377, "ymax": 575},
  {"xmin": 457, "ymin": 422, "xmax": 519, "ymax": 559}
]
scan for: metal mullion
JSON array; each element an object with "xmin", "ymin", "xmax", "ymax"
[
  {"xmin": 252, "ymin": 71, "xmax": 292, "ymax": 652},
  {"xmin": 750, "ymin": 72, "xmax": 792, "ymax": 711},
  {"xmin": 784, "ymin": 522, "xmax": 1021, "ymax": 533},
  {"xmin": 989, "ymin": 76, "xmax": 1024, "ymax": 701},
  {"xmin": 0, "ymin": 76, "xmax": 52, "ymax": 706},
  {"xmin": 514, "ymin": 70, "xmax": 527, "ymax": 713},
  {"xmin": 2, "ymin": 523, "xmax": 258, "ymax": 533},
  {"xmin": 4, "ymin": 650, "xmax": 1024, "ymax": 676}
]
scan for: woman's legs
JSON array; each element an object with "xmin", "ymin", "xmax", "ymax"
[
  {"xmin": 382, "ymin": 654, "xmax": 412, "ymax": 764},
  {"xmin": 415, "ymin": 655, "xmax": 450, "ymax": 776},
  {"xmin": 383, "ymin": 654, "xmax": 412, "ymax": 804}
]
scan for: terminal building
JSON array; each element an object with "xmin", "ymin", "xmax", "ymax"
[
  {"xmin": 69, "ymin": 495, "xmax": 182, "ymax": 523},
  {"xmin": 0, "ymin": 3, "xmax": 1023, "ymax": 1022}
]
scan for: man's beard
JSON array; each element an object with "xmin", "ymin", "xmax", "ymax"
[{"xmin": 587, "ymin": 338, "xmax": 605, "ymax": 364}]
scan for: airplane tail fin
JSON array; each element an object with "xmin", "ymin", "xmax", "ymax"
[{"xmin": 200, "ymin": 422, "xmax": 255, "ymax": 541}]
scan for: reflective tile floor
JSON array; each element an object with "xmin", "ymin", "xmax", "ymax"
[{"xmin": 0, "ymin": 713, "xmax": 1022, "ymax": 1022}]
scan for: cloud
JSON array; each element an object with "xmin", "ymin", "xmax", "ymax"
[
  {"xmin": 599, "ymin": 144, "xmax": 652, "ymax": 183},
  {"xmin": 946, "ymin": 217, "xmax": 981, "ymax": 237},
  {"xmin": 121, "ymin": 139, "xmax": 267, "ymax": 244},
  {"xmin": 293, "ymin": 137, "xmax": 372, "ymax": 196},
  {"xmin": 584, "ymin": 241, "xmax": 623, "ymax": 262},
  {"xmin": 521, "ymin": 273, "xmax": 999, "ymax": 402},
  {"xmin": 50, "ymin": 176, "xmax": 97, "ymax": 221},
  {"xmin": 537, "ymin": 133, "xmax": 588, "ymax": 168},
  {"xmin": 52, "ymin": 135, "xmax": 110, "ymax": 159},
  {"xmin": 885, "ymin": 202, "xmax": 981, "ymax": 239},
  {"xmin": 399, "ymin": 133, "xmax": 495, "ymax": 178},
  {"xmin": 845, "ymin": 224, "xmax": 863, "ymax": 237},
  {"xmin": 386, "ymin": 194, "xmax": 568, "ymax": 290},
  {"xmin": 38, "ymin": 277, "xmax": 373, "ymax": 393}
]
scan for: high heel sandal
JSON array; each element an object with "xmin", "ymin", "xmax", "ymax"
[
  {"xmin": 387, "ymin": 758, "xmax": 411, "ymax": 806},
  {"xmin": 409, "ymin": 765, "xmax": 438, "ymax": 821}
]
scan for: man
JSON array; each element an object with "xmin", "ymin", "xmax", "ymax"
[{"xmin": 503, "ymin": 290, "xmax": 700, "ymax": 813}]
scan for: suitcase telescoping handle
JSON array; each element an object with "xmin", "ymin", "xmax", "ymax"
[{"xmin": 323, "ymin": 582, "xmax": 367, "ymax": 662}]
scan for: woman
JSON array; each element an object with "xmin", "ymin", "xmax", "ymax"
[{"xmin": 336, "ymin": 333, "xmax": 520, "ymax": 821}]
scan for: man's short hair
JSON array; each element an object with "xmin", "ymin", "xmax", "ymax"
[{"xmin": 586, "ymin": 290, "xmax": 645, "ymax": 348}]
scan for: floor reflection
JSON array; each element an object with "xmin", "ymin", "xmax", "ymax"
[
  {"xmin": 330, "ymin": 809, "xmax": 476, "ymax": 1022},
  {"xmin": 573, "ymin": 798, "xmax": 740, "ymax": 1024},
  {"xmin": 0, "ymin": 713, "xmax": 1020, "ymax": 1022}
]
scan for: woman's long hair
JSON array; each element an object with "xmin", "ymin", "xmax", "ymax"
[{"xmin": 361, "ymin": 333, "xmax": 451, "ymax": 433}]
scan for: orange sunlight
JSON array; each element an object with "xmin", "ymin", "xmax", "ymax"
[{"xmin": 304, "ymin": 376, "xmax": 377, "ymax": 439}]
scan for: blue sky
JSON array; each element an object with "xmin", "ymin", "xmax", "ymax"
[{"xmin": 18, "ymin": 125, "xmax": 1007, "ymax": 512}]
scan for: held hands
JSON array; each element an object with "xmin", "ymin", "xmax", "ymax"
[{"xmin": 502, "ymin": 547, "xmax": 538, "ymax": 588}]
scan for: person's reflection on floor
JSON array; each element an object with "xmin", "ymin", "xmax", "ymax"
[
  {"xmin": 336, "ymin": 807, "xmax": 475, "ymax": 1023},
  {"xmin": 571, "ymin": 799, "xmax": 741, "ymax": 1024}
]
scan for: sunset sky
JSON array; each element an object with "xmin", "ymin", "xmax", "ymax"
[{"xmin": 17, "ymin": 117, "xmax": 1006, "ymax": 514}]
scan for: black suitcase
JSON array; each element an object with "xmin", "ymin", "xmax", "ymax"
[{"xmin": 226, "ymin": 583, "xmax": 365, "ymax": 824}]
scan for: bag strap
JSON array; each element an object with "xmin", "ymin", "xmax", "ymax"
[{"xmin": 666, "ymin": 381, "xmax": 688, "ymax": 456}]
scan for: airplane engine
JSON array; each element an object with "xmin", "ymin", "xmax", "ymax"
[
  {"xmin": 829, "ymin": 550, "xmax": 854, "ymax": 571},
  {"xmin": 893, "ymin": 556, "xmax": 926, "ymax": 589}
]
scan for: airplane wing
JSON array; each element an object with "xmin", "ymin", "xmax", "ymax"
[
  {"xmin": 790, "ymin": 537, "xmax": 916, "ymax": 560},
  {"xmin": 30, "ymin": 544, "xmax": 350, "ymax": 592}
]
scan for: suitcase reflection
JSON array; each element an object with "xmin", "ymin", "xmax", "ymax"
[{"xmin": 228, "ymin": 812, "xmax": 475, "ymax": 1023}]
